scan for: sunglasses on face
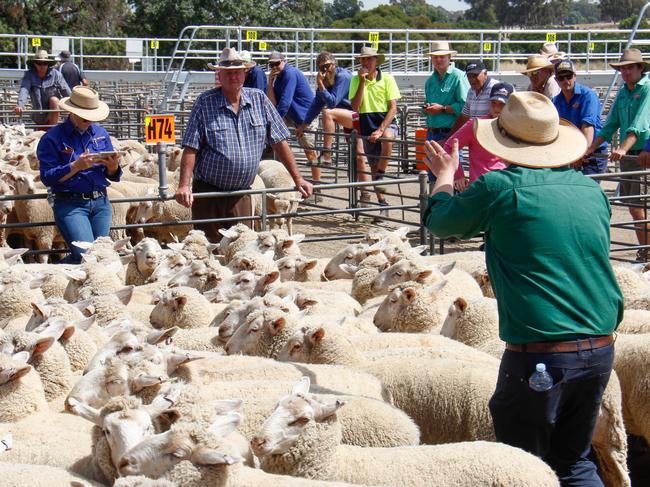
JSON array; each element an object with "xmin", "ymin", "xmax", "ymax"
[
  {"xmin": 220, "ymin": 60, "xmax": 245, "ymax": 68},
  {"xmin": 556, "ymin": 73, "xmax": 574, "ymax": 82},
  {"xmin": 34, "ymin": 61, "xmax": 49, "ymax": 66},
  {"xmin": 319, "ymin": 63, "xmax": 333, "ymax": 72},
  {"xmin": 269, "ymin": 61, "xmax": 282, "ymax": 68}
]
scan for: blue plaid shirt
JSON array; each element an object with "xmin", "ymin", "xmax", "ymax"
[{"xmin": 183, "ymin": 87, "xmax": 289, "ymax": 190}]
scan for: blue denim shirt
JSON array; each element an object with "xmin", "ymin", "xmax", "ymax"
[
  {"xmin": 272, "ymin": 64, "xmax": 314, "ymax": 124},
  {"xmin": 18, "ymin": 67, "xmax": 71, "ymax": 112},
  {"xmin": 244, "ymin": 65, "xmax": 268, "ymax": 92},
  {"xmin": 37, "ymin": 117, "xmax": 121, "ymax": 193},
  {"xmin": 552, "ymin": 82, "xmax": 607, "ymax": 152},
  {"xmin": 304, "ymin": 67, "xmax": 353, "ymax": 125}
]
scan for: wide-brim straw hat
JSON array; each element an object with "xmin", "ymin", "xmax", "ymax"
[
  {"xmin": 59, "ymin": 86, "xmax": 110, "ymax": 122},
  {"xmin": 521, "ymin": 55, "xmax": 555, "ymax": 74},
  {"xmin": 427, "ymin": 41, "xmax": 456, "ymax": 57},
  {"xmin": 30, "ymin": 50, "xmax": 56, "ymax": 66},
  {"xmin": 610, "ymin": 48, "xmax": 650, "ymax": 72},
  {"xmin": 474, "ymin": 91, "xmax": 587, "ymax": 168},
  {"xmin": 356, "ymin": 46, "xmax": 385, "ymax": 65},
  {"xmin": 207, "ymin": 47, "xmax": 255, "ymax": 70}
]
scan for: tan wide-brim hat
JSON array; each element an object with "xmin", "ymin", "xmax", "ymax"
[
  {"xmin": 356, "ymin": 46, "xmax": 385, "ymax": 65},
  {"xmin": 30, "ymin": 49, "xmax": 56, "ymax": 66},
  {"xmin": 207, "ymin": 47, "xmax": 256, "ymax": 70},
  {"xmin": 610, "ymin": 48, "xmax": 650, "ymax": 72},
  {"xmin": 59, "ymin": 86, "xmax": 110, "ymax": 122},
  {"xmin": 474, "ymin": 91, "xmax": 587, "ymax": 168},
  {"xmin": 521, "ymin": 55, "xmax": 555, "ymax": 74},
  {"xmin": 427, "ymin": 41, "xmax": 456, "ymax": 57}
]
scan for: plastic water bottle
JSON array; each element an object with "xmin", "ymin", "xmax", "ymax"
[{"xmin": 528, "ymin": 363, "xmax": 553, "ymax": 392}]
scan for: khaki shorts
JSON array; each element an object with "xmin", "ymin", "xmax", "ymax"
[
  {"xmin": 285, "ymin": 118, "xmax": 318, "ymax": 151},
  {"xmin": 619, "ymin": 157, "xmax": 647, "ymax": 197}
]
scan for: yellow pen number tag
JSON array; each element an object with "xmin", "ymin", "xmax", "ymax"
[{"xmin": 145, "ymin": 115, "xmax": 175, "ymax": 144}]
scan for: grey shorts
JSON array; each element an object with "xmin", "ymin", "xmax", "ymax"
[
  {"xmin": 286, "ymin": 118, "xmax": 318, "ymax": 151},
  {"xmin": 362, "ymin": 123, "xmax": 399, "ymax": 168},
  {"xmin": 619, "ymin": 157, "xmax": 647, "ymax": 197}
]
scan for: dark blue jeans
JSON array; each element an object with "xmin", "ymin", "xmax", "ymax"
[
  {"xmin": 489, "ymin": 344, "xmax": 614, "ymax": 487},
  {"xmin": 52, "ymin": 195, "xmax": 112, "ymax": 264}
]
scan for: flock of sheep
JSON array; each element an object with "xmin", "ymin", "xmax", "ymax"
[{"xmin": 1, "ymin": 123, "xmax": 650, "ymax": 486}]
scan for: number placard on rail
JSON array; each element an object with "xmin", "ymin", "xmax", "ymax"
[
  {"xmin": 589, "ymin": 42, "xmax": 595, "ymax": 50},
  {"xmin": 483, "ymin": 42, "xmax": 492, "ymax": 52},
  {"xmin": 144, "ymin": 115, "xmax": 175, "ymax": 144},
  {"xmin": 545, "ymin": 32, "xmax": 557, "ymax": 43},
  {"xmin": 150, "ymin": 40, "xmax": 159, "ymax": 49},
  {"xmin": 259, "ymin": 41, "xmax": 268, "ymax": 51},
  {"xmin": 368, "ymin": 32, "xmax": 379, "ymax": 43},
  {"xmin": 246, "ymin": 30, "xmax": 258, "ymax": 41},
  {"xmin": 31, "ymin": 38, "xmax": 41, "ymax": 47}
]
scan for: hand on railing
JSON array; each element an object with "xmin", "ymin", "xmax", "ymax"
[{"xmin": 13, "ymin": 106, "xmax": 23, "ymax": 115}]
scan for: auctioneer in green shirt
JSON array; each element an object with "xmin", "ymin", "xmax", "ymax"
[
  {"xmin": 423, "ymin": 65, "xmax": 469, "ymax": 129},
  {"xmin": 423, "ymin": 165, "xmax": 623, "ymax": 345},
  {"xmin": 598, "ymin": 74, "xmax": 650, "ymax": 152}
]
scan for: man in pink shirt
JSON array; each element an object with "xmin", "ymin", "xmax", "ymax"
[{"xmin": 445, "ymin": 82, "xmax": 514, "ymax": 192}]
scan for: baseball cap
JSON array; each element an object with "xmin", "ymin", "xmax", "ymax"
[
  {"xmin": 465, "ymin": 61, "xmax": 487, "ymax": 74},
  {"xmin": 58, "ymin": 50, "xmax": 71, "ymax": 60},
  {"xmin": 554, "ymin": 59, "xmax": 576, "ymax": 76},
  {"xmin": 268, "ymin": 51, "xmax": 285, "ymax": 63},
  {"xmin": 489, "ymin": 82, "xmax": 514, "ymax": 104}
]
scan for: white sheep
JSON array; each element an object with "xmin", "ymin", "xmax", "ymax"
[
  {"xmin": 126, "ymin": 237, "xmax": 165, "ymax": 285},
  {"xmin": 62, "ymin": 259, "xmax": 124, "ymax": 302},
  {"xmin": 0, "ymin": 351, "xmax": 47, "ymax": 421},
  {"xmin": 150, "ymin": 286, "xmax": 214, "ymax": 329},
  {"xmin": 167, "ymin": 258, "xmax": 232, "ymax": 293},
  {"xmin": 257, "ymin": 159, "xmax": 303, "ymax": 235},
  {"xmin": 276, "ymin": 255, "xmax": 324, "ymax": 282},
  {"xmin": 252, "ymin": 377, "xmax": 560, "ymax": 487}
]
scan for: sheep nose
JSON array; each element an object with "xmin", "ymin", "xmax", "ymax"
[{"xmin": 250, "ymin": 436, "xmax": 266, "ymax": 451}]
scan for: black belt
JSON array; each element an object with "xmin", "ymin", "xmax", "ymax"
[
  {"xmin": 506, "ymin": 335, "xmax": 614, "ymax": 353},
  {"xmin": 428, "ymin": 127, "xmax": 452, "ymax": 135},
  {"xmin": 54, "ymin": 190, "xmax": 106, "ymax": 200}
]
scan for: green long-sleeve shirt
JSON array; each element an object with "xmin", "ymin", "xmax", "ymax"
[
  {"xmin": 423, "ymin": 66, "xmax": 469, "ymax": 129},
  {"xmin": 598, "ymin": 75, "xmax": 650, "ymax": 151},
  {"xmin": 423, "ymin": 165, "xmax": 623, "ymax": 344}
]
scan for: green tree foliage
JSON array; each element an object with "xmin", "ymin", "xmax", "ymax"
[
  {"xmin": 325, "ymin": 0, "xmax": 364, "ymax": 23},
  {"xmin": 565, "ymin": 0, "xmax": 601, "ymax": 25},
  {"xmin": 600, "ymin": 0, "xmax": 647, "ymax": 22}
]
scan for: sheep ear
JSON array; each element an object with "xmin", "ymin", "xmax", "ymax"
[
  {"xmin": 239, "ymin": 257, "xmax": 253, "ymax": 269},
  {"xmin": 219, "ymin": 228, "xmax": 238, "ymax": 239},
  {"xmin": 0, "ymin": 364, "xmax": 31, "ymax": 385},
  {"xmin": 173, "ymin": 294, "xmax": 188, "ymax": 309},
  {"xmin": 264, "ymin": 271, "xmax": 280, "ymax": 285},
  {"xmin": 31, "ymin": 302, "xmax": 49, "ymax": 318},
  {"xmin": 167, "ymin": 242, "xmax": 184, "ymax": 252},
  {"xmin": 166, "ymin": 351, "xmax": 202, "ymax": 371},
  {"xmin": 120, "ymin": 254, "xmax": 135, "ymax": 266},
  {"xmin": 203, "ymin": 289, "xmax": 218, "ymax": 302},
  {"xmin": 402, "ymin": 287, "xmax": 417, "ymax": 303},
  {"xmin": 30, "ymin": 336, "xmax": 55, "ymax": 356},
  {"xmin": 73, "ymin": 316, "xmax": 96, "ymax": 332},
  {"xmin": 428, "ymin": 280, "xmax": 447, "ymax": 293},
  {"xmin": 411, "ymin": 245, "xmax": 427, "ymax": 255},
  {"xmin": 192, "ymin": 447, "xmax": 241, "ymax": 466},
  {"xmin": 42, "ymin": 318, "xmax": 76, "ymax": 341},
  {"xmin": 268, "ymin": 317, "xmax": 286, "ymax": 335},
  {"xmin": 154, "ymin": 409, "xmax": 181, "ymax": 431},
  {"xmin": 438, "ymin": 261, "xmax": 456, "ymax": 275},
  {"xmin": 299, "ymin": 298, "xmax": 319, "ymax": 310},
  {"xmin": 12, "ymin": 351, "xmax": 30, "ymax": 364},
  {"xmin": 62, "ymin": 269, "xmax": 87, "ymax": 282},
  {"xmin": 302, "ymin": 259, "xmax": 318, "ymax": 271},
  {"xmin": 291, "ymin": 376, "xmax": 310, "ymax": 396},
  {"xmin": 455, "ymin": 297, "xmax": 468, "ymax": 312},
  {"xmin": 66, "ymin": 397, "xmax": 102, "ymax": 425},
  {"xmin": 366, "ymin": 248, "xmax": 381, "ymax": 256},
  {"xmin": 71, "ymin": 241, "xmax": 93, "ymax": 250},
  {"xmin": 207, "ymin": 412, "xmax": 243, "ymax": 438},
  {"xmin": 308, "ymin": 327, "xmax": 325, "ymax": 345},
  {"xmin": 339, "ymin": 263, "xmax": 357, "ymax": 274},
  {"xmin": 315, "ymin": 399, "xmax": 346, "ymax": 421},
  {"xmin": 29, "ymin": 275, "xmax": 47, "ymax": 289},
  {"xmin": 147, "ymin": 327, "xmax": 178, "ymax": 345},
  {"xmin": 113, "ymin": 237, "xmax": 131, "ymax": 250},
  {"xmin": 209, "ymin": 399, "xmax": 243, "ymax": 414},
  {"xmin": 394, "ymin": 226, "xmax": 410, "ymax": 239},
  {"xmin": 415, "ymin": 270, "xmax": 432, "ymax": 282},
  {"xmin": 114, "ymin": 285, "xmax": 134, "ymax": 305},
  {"xmin": 131, "ymin": 374, "xmax": 168, "ymax": 390}
]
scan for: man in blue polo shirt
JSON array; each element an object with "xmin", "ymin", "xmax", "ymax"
[
  {"xmin": 552, "ymin": 59, "xmax": 607, "ymax": 175},
  {"xmin": 267, "ymin": 51, "xmax": 322, "ymax": 186}
]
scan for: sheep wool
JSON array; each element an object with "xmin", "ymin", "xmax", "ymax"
[
  {"xmin": 0, "ymin": 355, "xmax": 47, "ymax": 422},
  {"xmin": 150, "ymin": 286, "xmax": 214, "ymax": 329}
]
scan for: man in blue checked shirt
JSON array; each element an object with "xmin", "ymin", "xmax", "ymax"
[
  {"xmin": 552, "ymin": 59, "xmax": 607, "ymax": 176},
  {"xmin": 176, "ymin": 48, "xmax": 312, "ymax": 244}
]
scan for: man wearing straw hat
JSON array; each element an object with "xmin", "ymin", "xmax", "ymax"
[
  {"xmin": 424, "ymin": 91, "xmax": 622, "ymax": 486},
  {"xmin": 521, "ymin": 55, "xmax": 561, "ymax": 99},
  {"xmin": 349, "ymin": 46, "xmax": 401, "ymax": 214},
  {"xmin": 586, "ymin": 48, "xmax": 650, "ymax": 262},
  {"xmin": 15, "ymin": 50, "xmax": 71, "ymax": 129},
  {"xmin": 177, "ymin": 48, "xmax": 312, "ymax": 243},
  {"xmin": 423, "ymin": 41, "xmax": 469, "ymax": 182},
  {"xmin": 37, "ymin": 86, "xmax": 121, "ymax": 263}
]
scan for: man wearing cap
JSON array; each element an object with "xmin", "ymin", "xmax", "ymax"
[
  {"xmin": 446, "ymin": 61, "xmax": 498, "ymax": 138},
  {"xmin": 444, "ymin": 82, "xmax": 513, "ymax": 192},
  {"xmin": 423, "ymin": 41, "xmax": 469, "ymax": 181},
  {"xmin": 424, "ymin": 91, "xmax": 622, "ymax": 486},
  {"xmin": 349, "ymin": 46, "xmax": 401, "ymax": 212},
  {"xmin": 551, "ymin": 59, "xmax": 607, "ymax": 176},
  {"xmin": 177, "ymin": 48, "xmax": 312, "ymax": 243},
  {"xmin": 15, "ymin": 50, "xmax": 71, "ymax": 129},
  {"xmin": 57, "ymin": 50, "xmax": 88, "ymax": 89},
  {"xmin": 267, "ymin": 51, "xmax": 323, "ymax": 189},
  {"xmin": 522, "ymin": 55, "xmax": 560, "ymax": 99},
  {"xmin": 586, "ymin": 48, "xmax": 650, "ymax": 261},
  {"xmin": 37, "ymin": 86, "xmax": 121, "ymax": 264}
]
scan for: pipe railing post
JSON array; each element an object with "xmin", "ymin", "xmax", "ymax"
[
  {"xmin": 157, "ymin": 142, "xmax": 169, "ymax": 199},
  {"xmin": 418, "ymin": 170, "xmax": 428, "ymax": 247}
]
